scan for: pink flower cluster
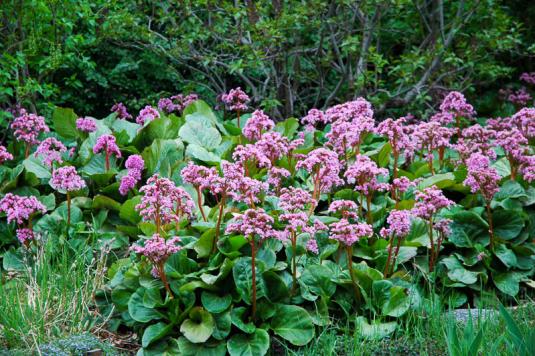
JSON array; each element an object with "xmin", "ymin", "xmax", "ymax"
[
  {"xmin": 0, "ymin": 193, "xmax": 46, "ymax": 224},
  {"xmin": 520, "ymin": 72, "xmax": 535, "ymax": 85},
  {"xmin": 391, "ymin": 177, "xmax": 416, "ymax": 196},
  {"xmin": 434, "ymin": 218, "xmax": 452, "ymax": 236},
  {"xmin": 225, "ymin": 208, "xmax": 275, "ymax": 240},
  {"xmin": 242, "ymin": 110, "xmax": 275, "ymax": 141},
  {"xmin": 267, "ymin": 167, "xmax": 290, "ymax": 191},
  {"xmin": 412, "ymin": 186, "xmax": 453, "ymax": 220},
  {"xmin": 11, "ymin": 111, "xmax": 49, "ymax": 145},
  {"xmin": 306, "ymin": 238, "xmax": 319, "ymax": 254},
  {"xmin": 413, "ymin": 121, "xmax": 454, "ymax": 156},
  {"xmin": 380, "ymin": 210, "xmax": 412, "ymax": 238},
  {"xmin": 35, "ymin": 137, "xmax": 67, "ymax": 168},
  {"xmin": 136, "ymin": 174, "xmax": 195, "ymax": 225},
  {"xmin": 345, "ymin": 155, "xmax": 389, "ymax": 195},
  {"xmin": 329, "ymin": 219, "xmax": 373, "ymax": 246},
  {"xmin": 233, "ymin": 144, "xmax": 272, "ymax": 169},
  {"xmin": 325, "ymin": 98, "xmax": 373, "ymax": 123},
  {"xmin": 328, "ymin": 200, "xmax": 358, "ymax": 219},
  {"xmin": 221, "ymin": 87, "xmax": 250, "ymax": 111},
  {"xmin": 76, "ymin": 117, "xmax": 97, "ymax": 133},
  {"xmin": 256, "ymin": 132, "xmax": 290, "ymax": 163},
  {"xmin": 0, "ymin": 145, "xmax": 13, "ymax": 164},
  {"xmin": 111, "ymin": 103, "xmax": 132, "ymax": 120},
  {"xmin": 278, "ymin": 187, "xmax": 316, "ymax": 212},
  {"xmin": 439, "ymin": 91, "xmax": 475, "ymax": 118},
  {"xmin": 181, "ymin": 161, "xmax": 219, "ymax": 191},
  {"xmin": 16, "ymin": 228, "xmax": 36, "ymax": 245},
  {"xmin": 455, "ymin": 124, "xmax": 497, "ymax": 162},
  {"xmin": 130, "ymin": 234, "xmax": 182, "ymax": 264},
  {"xmin": 136, "ymin": 106, "xmax": 160, "ymax": 125},
  {"xmin": 93, "ymin": 134, "xmax": 122, "ymax": 159},
  {"xmin": 376, "ymin": 117, "xmax": 414, "ymax": 155},
  {"xmin": 50, "ymin": 166, "xmax": 86, "ymax": 192},
  {"xmin": 511, "ymin": 107, "xmax": 535, "ymax": 139},
  {"xmin": 301, "ymin": 108, "xmax": 327, "ymax": 130},
  {"xmin": 296, "ymin": 148, "xmax": 343, "ymax": 193},
  {"xmin": 158, "ymin": 93, "xmax": 198, "ymax": 113},
  {"xmin": 119, "ymin": 155, "xmax": 145, "ymax": 195},
  {"xmin": 464, "ymin": 153, "xmax": 500, "ymax": 201},
  {"xmin": 508, "ymin": 88, "xmax": 532, "ymax": 106}
]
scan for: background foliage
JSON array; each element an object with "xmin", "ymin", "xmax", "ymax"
[{"xmin": 1, "ymin": 0, "xmax": 534, "ymax": 121}]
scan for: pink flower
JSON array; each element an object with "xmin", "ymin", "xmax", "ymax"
[
  {"xmin": 391, "ymin": 177, "xmax": 416, "ymax": 195},
  {"xmin": 136, "ymin": 175, "xmax": 178, "ymax": 225},
  {"xmin": 125, "ymin": 154, "xmax": 144, "ymax": 180},
  {"xmin": 256, "ymin": 132, "xmax": 289, "ymax": 162},
  {"xmin": 11, "ymin": 111, "xmax": 49, "ymax": 145},
  {"xmin": 439, "ymin": 91, "xmax": 475, "ymax": 118},
  {"xmin": 464, "ymin": 153, "xmax": 500, "ymax": 201},
  {"xmin": 225, "ymin": 208, "xmax": 275, "ymax": 240},
  {"xmin": 376, "ymin": 117, "xmax": 414, "ymax": 155},
  {"xmin": 430, "ymin": 111, "xmax": 455, "ymax": 125},
  {"xmin": 495, "ymin": 128, "xmax": 528, "ymax": 162},
  {"xmin": 136, "ymin": 105, "xmax": 160, "ymax": 125},
  {"xmin": 221, "ymin": 87, "xmax": 250, "ymax": 111},
  {"xmin": 510, "ymin": 107, "xmax": 535, "ymax": 139},
  {"xmin": 111, "ymin": 103, "xmax": 132, "ymax": 120},
  {"xmin": 93, "ymin": 134, "xmax": 122, "ymax": 159},
  {"xmin": 130, "ymin": 234, "xmax": 182, "ymax": 264},
  {"xmin": 279, "ymin": 187, "xmax": 316, "ymax": 212},
  {"xmin": 296, "ymin": 148, "xmax": 344, "ymax": 193},
  {"xmin": 0, "ymin": 193, "xmax": 46, "ymax": 224},
  {"xmin": 158, "ymin": 94, "xmax": 198, "ymax": 113},
  {"xmin": 267, "ymin": 167, "xmax": 290, "ymax": 191},
  {"xmin": 454, "ymin": 124, "xmax": 497, "ymax": 162},
  {"xmin": 412, "ymin": 186, "xmax": 453, "ymax": 220},
  {"xmin": 16, "ymin": 228, "xmax": 36, "ymax": 245},
  {"xmin": 434, "ymin": 218, "xmax": 452, "ymax": 236},
  {"xmin": 35, "ymin": 137, "xmax": 67, "ymax": 168},
  {"xmin": 242, "ymin": 110, "xmax": 274, "ymax": 141},
  {"xmin": 181, "ymin": 162, "xmax": 219, "ymax": 191},
  {"xmin": 329, "ymin": 219, "xmax": 373, "ymax": 246},
  {"xmin": 508, "ymin": 88, "xmax": 532, "ymax": 106},
  {"xmin": 301, "ymin": 109, "xmax": 327, "ymax": 130},
  {"xmin": 345, "ymin": 155, "xmax": 390, "ymax": 195},
  {"xmin": 306, "ymin": 238, "xmax": 319, "ymax": 254},
  {"xmin": 325, "ymin": 98, "xmax": 374, "ymax": 123},
  {"xmin": 380, "ymin": 210, "xmax": 412, "ymax": 238},
  {"xmin": 50, "ymin": 166, "xmax": 86, "ymax": 192},
  {"xmin": 76, "ymin": 117, "xmax": 97, "ymax": 133},
  {"xmin": 328, "ymin": 200, "xmax": 358, "ymax": 219},
  {"xmin": 119, "ymin": 175, "xmax": 138, "ymax": 196},
  {"xmin": 232, "ymin": 144, "xmax": 272, "ymax": 169},
  {"xmin": 413, "ymin": 121, "xmax": 454, "ymax": 155},
  {"xmin": 520, "ymin": 72, "xmax": 535, "ymax": 85},
  {"xmin": 520, "ymin": 155, "xmax": 535, "ymax": 182},
  {"xmin": 279, "ymin": 211, "xmax": 315, "ymax": 237},
  {"xmin": 170, "ymin": 186, "xmax": 195, "ymax": 220},
  {"xmin": 0, "ymin": 145, "xmax": 13, "ymax": 164}
]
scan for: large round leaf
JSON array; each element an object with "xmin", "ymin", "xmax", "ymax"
[
  {"xmin": 270, "ymin": 305, "xmax": 314, "ymax": 346},
  {"xmin": 176, "ymin": 337, "xmax": 226, "ymax": 356},
  {"xmin": 128, "ymin": 289, "xmax": 163, "ymax": 323},
  {"xmin": 201, "ymin": 292, "xmax": 232, "ymax": 313},
  {"xmin": 180, "ymin": 307, "xmax": 215, "ymax": 343},
  {"xmin": 142, "ymin": 322, "xmax": 172, "ymax": 348},
  {"xmin": 226, "ymin": 329, "xmax": 269, "ymax": 356}
]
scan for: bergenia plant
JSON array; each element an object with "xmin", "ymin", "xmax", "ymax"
[
  {"xmin": 10, "ymin": 111, "xmax": 49, "ymax": 157},
  {"xmin": 93, "ymin": 134, "xmax": 121, "ymax": 171},
  {"xmin": 50, "ymin": 166, "xmax": 86, "ymax": 226}
]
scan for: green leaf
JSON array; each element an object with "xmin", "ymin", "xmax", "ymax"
[
  {"xmin": 2, "ymin": 250, "xmax": 25, "ymax": 271},
  {"xmin": 23, "ymin": 155, "xmax": 51, "ymax": 179},
  {"xmin": 300, "ymin": 264, "xmax": 336, "ymax": 298},
  {"xmin": 355, "ymin": 316, "xmax": 397, "ymax": 339},
  {"xmin": 180, "ymin": 307, "xmax": 215, "ymax": 343},
  {"xmin": 142, "ymin": 139, "xmax": 184, "ymax": 176},
  {"xmin": 142, "ymin": 114, "xmax": 183, "ymax": 141},
  {"xmin": 381, "ymin": 286, "xmax": 411, "ymax": 317},
  {"xmin": 232, "ymin": 257, "xmax": 266, "ymax": 304},
  {"xmin": 128, "ymin": 289, "xmax": 163, "ymax": 323},
  {"xmin": 227, "ymin": 329, "xmax": 270, "ymax": 356},
  {"xmin": 230, "ymin": 307, "xmax": 256, "ymax": 334},
  {"xmin": 494, "ymin": 180, "xmax": 527, "ymax": 201},
  {"xmin": 262, "ymin": 271, "xmax": 290, "ymax": 302},
  {"xmin": 274, "ymin": 118, "xmax": 299, "ymax": 138},
  {"xmin": 194, "ymin": 229, "xmax": 215, "ymax": 259},
  {"xmin": 441, "ymin": 256, "xmax": 478, "ymax": 285},
  {"xmin": 176, "ymin": 337, "xmax": 227, "ymax": 356},
  {"xmin": 120, "ymin": 196, "xmax": 142, "ymax": 224},
  {"xmin": 270, "ymin": 305, "xmax": 315, "ymax": 346},
  {"xmin": 493, "ymin": 209, "xmax": 524, "ymax": 240},
  {"xmin": 179, "ymin": 121, "xmax": 222, "ymax": 149},
  {"xmin": 494, "ymin": 244, "xmax": 518, "ymax": 268},
  {"xmin": 201, "ymin": 292, "xmax": 232, "ymax": 314},
  {"xmin": 186, "ymin": 144, "xmax": 221, "ymax": 164},
  {"xmin": 377, "ymin": 142, "xmax": 391, "ymax": 168},
  {"xmin": 142, "ymin": 322, "xmax": 172, "ymax": 348},
  {"xmin": 212, "ymin": 311, "xmax": 232, "ymax": 340},
  {"xmin": 493, "ymin": 272, "xmax": 521, "ymax": 297},
  {"xmin": 52, "ymin": 107, "xmax": 79, "ymax": 139},
  {"xmin": 418, "ymin": 172, "xmax": 456, "ymax": 189},
  {"xmin": 92, "ymin": 194, "xmax": 121, "ymax": 211},
  {"xmin": 112, "ymin": 119, "xmax": 140, "ymax": 145}
]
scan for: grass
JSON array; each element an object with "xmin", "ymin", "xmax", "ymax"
[
  {"xmin": 0, "ymin": 236, "xmax": 110, "ymax": 352},
  {"xmin": 276, "ymin": 297, "xmax": 535, "ymax": 356}
]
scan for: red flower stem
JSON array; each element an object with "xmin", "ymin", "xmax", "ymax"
[
  {"xmin": 159, "ymin": 264, "xmax": 174, "ymax": 299},
  {"xmin": 67, "ymin": 192, "xmax": 71, "ymax": 227},
  {"xmin": 291, "ymin": 231, "xmax": 297, "ymax": 296},
  {"xmin": 212, "ymin": 194, "xmax": 226, "ymax": 254},
  {"xmin": 196, "ymin": 186, "xmax": 207, "ymax": 222},
  {"xmin": 428, "ymin": 218, "xmax": 435, "ymax": 272},
  {"xmin": 384, "ymin": 233, "xmax": 394, "ymax": 277},
  {"xmin": 366, "ymin": 194, "xmax": 373, "ymax": 224},
  {"xmin": 486, "ymin": 201, "xmax": 495, "ymax": 250},
  {"xmin": 25, "ymin": 143, "xmax": 30, "ymax": 158},
  {"xmin": 392, "ymin": 236, "xmax": 403, "ymax": 275}
]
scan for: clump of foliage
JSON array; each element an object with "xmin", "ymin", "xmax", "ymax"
[{"xmin": 0, "ymin": 85, "xmax": 534, "ymax": 355}]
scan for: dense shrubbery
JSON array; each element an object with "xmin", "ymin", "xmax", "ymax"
[{"xmin": 0, "ymin": 86, "xmax": 534, "ymax": 354}]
